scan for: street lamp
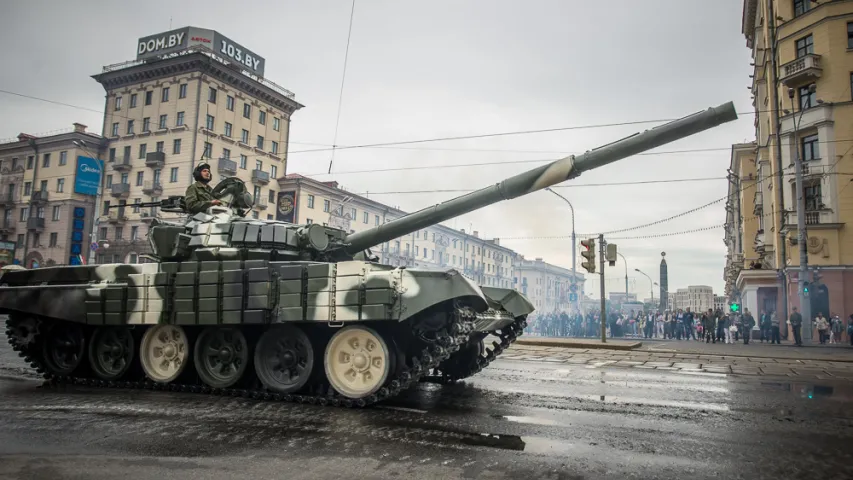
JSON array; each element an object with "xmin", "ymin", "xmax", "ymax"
[
  {"xmin": 635, "ymin": 268, "xmax": 654, "ymax": 305},
  {"xmin": 616, "ymin": 252, "xmax": 629, "ymax": 297},
  {"xmin": 72, "ymin": 140, "xmax": 105, "ymax": 265},
  {"xmin": 546, "ymin": 188, "xmax": 578, "ymax": 313},
  {"xmin": 787, "ymin": 83, "xmax": 818, "ymax": 342}
]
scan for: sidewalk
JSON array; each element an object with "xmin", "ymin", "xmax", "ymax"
[{"xmin": 514, "ymin": 335, "xmax": 853, "ymax": 363}]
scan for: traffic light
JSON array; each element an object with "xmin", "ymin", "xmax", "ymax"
[
  {"xmin": 606, "ymin": 243, "xmax": 617, "ymax": 266},
  {"xmin": 580, "ymin": 238, "xmax": 596, "ymax": 273},
  {"xmin": 730, "ymin": 303, "xmax": 740, "ymax": 313},
  {"xmin": 803, "ymin": 282, "xmax": 810, "ymax": 297}
]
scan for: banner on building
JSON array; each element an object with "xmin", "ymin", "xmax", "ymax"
[
  {"xmin": 276, "ymin": 190, "xmax": 296, "ymax": 223},
  {"xmin": 74, "ymin": 156, "xmax": 100, "ymax": 196}
]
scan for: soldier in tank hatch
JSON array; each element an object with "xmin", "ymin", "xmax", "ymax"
[{"xmin": 185, "ymin": 162, "xmax": 222, "ymax": 214}]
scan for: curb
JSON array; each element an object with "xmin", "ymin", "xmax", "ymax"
[{"xmin": 514, "ymin": 338, "xmax": 642, "ymax": 351}]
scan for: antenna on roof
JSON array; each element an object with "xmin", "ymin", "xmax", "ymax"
[{"xmin": 169, "ymin": 17, "xmax": 173, "ymax": 29}]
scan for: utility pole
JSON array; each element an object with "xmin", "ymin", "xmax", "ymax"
[
  {"xmin": 599, "ymin": 233, "xmax": 606, "ymax": 343},
  {"xmin": 789, "ymin": 85, "xmax": 815, "ymax": 341}
]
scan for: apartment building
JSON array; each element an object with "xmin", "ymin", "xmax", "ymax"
[
  {"xmin": 735, "ymin": 0, "xmax": 853, "ymax": 325},
  {"xmin": 0, "ymin": 124, "xmax": 107, "ymax": 267},
  {"xmin": 670, "ymin": 286, "xmax": 715, "ymax": 313},
  {"xmin": 277, "ymin": 173, "xmax": 526, "ymax": 289},
  {"xmin": 515, "ymin": 257, "xmax": 586, "ymax": 314},
  {"xmin": 90, "ymin": 26, "xmax": 303, "ymax": 263}
]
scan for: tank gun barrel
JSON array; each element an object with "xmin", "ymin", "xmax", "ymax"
[{"xmin": 343, "ymin": 101, "xmax": 737, "ymax": 254}]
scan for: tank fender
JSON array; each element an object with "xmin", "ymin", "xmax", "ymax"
[
  {"xmin": 479, "ymin": 286, "xmax": 535, "ymax": 318},
  {"xmin": 398, "ymin": 268, "xmax": 488, "ymax": 321}
]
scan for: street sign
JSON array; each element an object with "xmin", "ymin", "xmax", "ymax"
[
  {"xmin": 569, "ymin": 284, "xmax": 577, "ymax": 292},
  {"xmin": 90, "ymin": 242, "xmax": 99, "ymax": 252},
  {"xmin": 569, "ymin": 293, "xmax": 578, "ymax": 302}
]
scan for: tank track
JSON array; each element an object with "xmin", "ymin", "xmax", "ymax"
[
  {"xmin": 4, "ymin": 308, "xmax": 477, "ymax": 409},
  {"xmin": 422, "ymin": 314, "xmax": 527, "ymax": 384}
]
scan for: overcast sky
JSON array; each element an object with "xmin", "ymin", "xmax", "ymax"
[{"xmin": 0, "ymin": 0, "xmax": 754, "ymax": 298}]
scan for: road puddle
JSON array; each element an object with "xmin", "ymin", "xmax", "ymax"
[
  {"xmin": 458, "ymin": 432, "xmax": 577, "ymax": 456},
  {"xmin": 760, "ymin": 381, "xmax": 853, "ymax": 400}
]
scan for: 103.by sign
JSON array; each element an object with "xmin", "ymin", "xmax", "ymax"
[{"xmin": 136, "ymin": 27, "xmax": 266, "ymax": 77}]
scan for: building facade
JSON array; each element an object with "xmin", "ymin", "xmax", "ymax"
[
  {"xmin": 736, "ymin": 0, "xmax": 853, "ymax": 329},
  {"xmin": 277, "ymin": 174, "xmax": 532, "ymax": 290},
  {"xmin": 90, "ymin": 26, "xmax": 302, "ymax": 263},
  {"xmin": 515, "ymin": 257, "xmax": 586, "ymax": 314},
  {"xmin": 0, "ymin": 124, "xmax": 107, "ymax": 267},
  {"xmin": 670, "ymin": 286, "xmax": 714, "ymax": 313}
]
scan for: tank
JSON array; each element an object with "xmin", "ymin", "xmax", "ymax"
[{"xmin": 1, "ymin": 102, "xmax": 737, "ymax": 407}]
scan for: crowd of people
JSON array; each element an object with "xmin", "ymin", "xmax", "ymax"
[{"xmin": 523, "ymin": 307, "xmax": 853, "ymax": 346}]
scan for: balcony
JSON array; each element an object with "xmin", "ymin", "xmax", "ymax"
[
  {"xmin": 29, "ymin": 190, "xmax": 48, "ymax": 204},
  {"xmin": 145, "ymin": 151, "xmax": 165, "ymax": 168},
  {"xmin": 108, "ymin": 209, "xmax": 127, "ymax": 223},
  {"xmin": 779, "ymin": 54, "xmax": 822, "ymax": 87},
  {"xmin": 110, "ymin": 183, "xmax": 130, "ymax": 198},
  {"xmin": 256, "ymin": 197, "xmax": 268, "ymax": 210},
  {"xmin": 142, "ymin": 181, "xmax": 163, "ymax": 195},
  {"xmin": 753, "ymin": 191, "xmax": 763, "ymax": 215},
  {"xmin": 26, "ymin": 217, "xmax": 44, "ymax": 230},
  {"xmin": 112, "ymin": 157, "xmax": 133, "ymax": 172},
  {"xmin": 783, "ymin": 210, "xmax": 841, "ymax": 230},
  {"xmin": 0, "ymin": 219, "xmax": 15, "ymax": 233},
  {"xmin": 217, "ymin": 158, "xmax": 237, "ymax": 175},
  {"xmin": 251, "ymin": 169, "xmax": 270, "ymax": 185},
  {"xmin": 0, "ymin": 190, "xmax": 18, "ymax": 207}
]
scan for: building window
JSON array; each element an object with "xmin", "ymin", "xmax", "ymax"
[
  {"xmin": 323, "ymin": 199, "xmax": 330, "ymax": 212},
  {"xmin": 130, "ymin": 93, "xmax": 137, "ymax": 108},
  {"xmin": 114, "ymin": 96, "xmax": 122, "ymax": 110},
  {"xmin": 42, "ymin": 153, "xmax": 50, "ymax": 168},
  {"xmin": 159, "ymin": 114, "xmax": 167, "ymax": 129},
  {"xmin": 100, "ymin": 227, "xmax": 107, "ymax": 239},
  {"xmin": 173, "ymin": 139, "xmax": 181, "ymax": 154},
  {"xmin": 794, "ymin": 0, "xmax": 810, "ymax": 17},
  {"xmin": 801, "ymin": 133, "xmax": 819, "ymax": 161},
  {"xmin": 156, "ymin": 141, "xmax": 164, "ymax": 153},
  {"xmin": 209, "ymin": 87, "xmax": 217, "ymax": 103},
  {"xmin": 795, "ymin": 34, "xmax": 813, "ymax": 58},
  {"xmin": 142, "ymin": 117, "xmax": 150, "ymax": 132},
  {"xmin": 127, "ymin": 120, "xmax": 134, "ymax": 134},
  {"xmin": 350, "ymin": 207, "xmax": 357, "ymax": 220},
  {"xmin": 270, "ymin": 165, "xmax": 277, "ymax": 178},
  {"xmin": 363, "ymin": 211, "xmax": 368, "ymax": 223},
  {"xmin": 375, "ymin": 215, "xmax": 380, "ymax": 226},
  {"xmin": 224, "ymin": 122, "xmax": 232, "ymax": 137},
  {"xmin": 273, "ymin": 117, "xmax": 280, "ymax": 131},
  {"xmin": 170, "ymin": 167, "xmax": 179, "ymax": 183},
  {"xmin": 49, "ymin": 232, "xmax": 58, "ymax": 247},
  {"xmin": 176, "ymin": 111, "xmax": 185, "ymax": 126},
  {"xmin": 111, "ymin": 123, "xmax": 119, "ymax": 136},
  {"xmin": 307, "ymin": 195, "xmax": 314, "ymax": 208},
  {"xmin": 52, "ymin": 206, "xmax": 60, "ymax": 221},
  {"xmin": 226, "ymin": 95, "xmax": 234, "ymax": 111},
  {"xmin": 59, "ymin": 151, "xmax": 67, "ymax": 166},
  {"xmin": 271, "ymin": 141, "xmax": 278, "ymax": 154},
  {"xmin": 259, "ymin": 110, "xmax": 266, "ymax": 125},
  {"xmin": 804, "ymin": 183, "xmax": 822, "ymax": 210},
  {"xmin": 131, "ymin": 226, "xmax": 139, "ymax": 241},
  {"xmin": 139, "ymin": 143, "xmax": 147, "ymax": 159},
  {"xmin": 136, "ymin": 171, "xmax": 144, "ymax": 186},
  {"xmin": 206, "ymin": 115, "xmax": 215, "ymax": 130},
  {"xmin": 268, "ymin": 190, "xmax": 275, "ymax": 203},
  {"xmin": 56, "ymin": 178, "xmax": 64, "ymax": 193},
  {"xmin": 243, "ymin": 103, "xmax": 251, "ymax": 119},
  {"xmin": 256, "ymin": 135, "xmax": 264, "ymax": 150},
  {"xmin": 222, "ymin": 148, "xmax": 231, "ymax": 160},
  {"xmin": 161, "ymin": 87, "xmax": 169, "ymax": 102},
  {"xmin": 203, "ymin": 142, "xmax": 213, "ymax": 158},
  {"xmin": 143, "ymin": 91, "xmax": 153, "ymax": 106},
  {"xmin": 109, "ymin": 148, "xmax": 116, "ymax": 161},
  {"xmin": 123, "ymin": 146, "xmax": 131, "ymax": 160},
  {"xmin": 241, "ymin": 129, "xmax": 249, "ymax": 144},
  {"xmin": 239, "ymin": 154, "xmax": 247, "ymax": 169},
  {"xmin": 179, "ymin": 84, "xmax": 187, "ymax": 99},
  {"xmin": 256, "ymin": 160, "xmax": 263, "ymax": 171}
]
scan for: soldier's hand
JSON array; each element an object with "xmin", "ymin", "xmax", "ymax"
[{"xmin": 211, "ymin": 200, "xmax": 222, "ymax": 206}]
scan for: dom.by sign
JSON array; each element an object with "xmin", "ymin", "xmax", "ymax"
[
  {"xmin": 74, "ymin": 156, "xmax": 100, "ymax": 196},
  {"xmin": 136, "ymin": 27, "xmax": 266, "ymax": 77}
]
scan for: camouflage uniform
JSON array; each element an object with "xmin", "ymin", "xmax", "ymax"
[{"xmin": 185, "ymin": 181, "xmax": 216, "ymax": 214}]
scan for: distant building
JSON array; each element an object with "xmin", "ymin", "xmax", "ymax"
[
  {"xmin": 671, "ymin": 286, "xmax": 714, "ymax": 312},
  {"xmin": 608, "ymin": 292, "xmax": 637, "ymax": 304},
  {"xmin": 515, "ymin": 256, "xmax": 585, "ymax": 314},
  {"xmin": 714, "ymin": 295, "xmax": 727, "ymax": 312}
]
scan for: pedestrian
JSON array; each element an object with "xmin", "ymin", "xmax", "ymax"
[
  {"xmin": 847, "ymin": 314, "xmax": 853, "ymax": 346},
  {"xmin": 789, "ymin": 307, "xmax": 803, "ymax": 346},
  {"xmin": 830, "ymin": 314, "xmax": 842, "ymax": 344},
  {"xmin": 770, "ymin": 310, "xmax": 781, "ymax": 344},
  {"xmin": 742, "ymin": 308, "xmax": 756, "ymax": 345},
  {"xmin": 815, "ymin": 313, "xmax": 829, "ymax": 345},
  {"xmin": 656, "ymin": 311, "xmax": 665, "ymax": 338},
  {"xmin": 703, "ymin": 309, "xmax": 716, "ymax": 343},
  {"xmin": 684, "ymin": 308, "xmax": 696, "ymax": 341},
  {"xmin": 725, "ymin": 316, "xmax": 736, "ymax": 344},
  {"xmin": 759, "ymin": 310, "xmax": 771, "ymax": 343}
]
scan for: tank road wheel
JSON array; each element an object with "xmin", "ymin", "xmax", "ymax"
[
  {"xmin": 193, "ymin": 327, "xmax": 249, "ymax": 389},
  {"xmin": 324, "ymin": 326, "xmax": 390, "ymax": 399},
  {"xmin": 140, "ymin": 325, "xmax": 189, "ymax": 383},
  {"xmin": 253, "ymin": 326, "xmax": 314, "ymax": 394},
  {"xmin": 41, "ymin": 323, "xmax": 86, "ymax": 376},
  {"xmin": 88, "ymin": 327, "xmax": 135, "ymax": 381}
]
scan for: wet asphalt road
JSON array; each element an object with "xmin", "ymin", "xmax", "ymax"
[{"xmin": 2, "ymin": 342, "xmax": 853, "ymax": 480}]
